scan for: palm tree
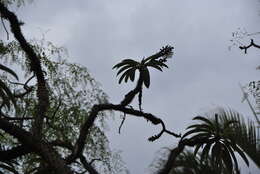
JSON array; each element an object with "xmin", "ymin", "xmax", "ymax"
[
  {"xmin": 214, "ymin": 108, "xmax": 260, "ymax": 168},
  {"xmin": 155, "ymin": 108, "xmax": 260, "ymax": 174},
  {"xmin": 170, "ymin": 150, "xmax": 237, "ymax": 174}
]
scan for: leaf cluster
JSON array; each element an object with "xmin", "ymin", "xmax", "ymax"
[{"xmin": 113, "ymin": 45, "xmax": 173, "ymax": 88}]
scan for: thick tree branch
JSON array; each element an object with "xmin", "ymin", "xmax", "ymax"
[
  {"xmin": 0, "ymin": 118, "xmax": 73, "ymax": 174},
  {"xmin": 0, "ymin": 145, "xmax": 30, "ymax": 162},
  {"xmin": 79, "ymin": 155, "xmax": 99, "ymax": 174},
  {"xmin": 67, "ymin": 104, "xmax": 180, "ymax": 163},
  {"xmin": 0, "ymin": 2, "xmax": 49, "ymax": 138},
  {"xmin": 43, "ymin": 140, "xmax": 99, "ymax": 174}
]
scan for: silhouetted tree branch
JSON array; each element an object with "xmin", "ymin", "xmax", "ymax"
[
  {"xmin": 0, "ymin": 2, "xmax": 48, "ymax": 138},
  {"xmin": 239, "ymin": 39, "xmax": 260, "ymax": 54},
  {"xmin": 67, "ymin": 103, "xmax": 181, "ymax": 164}
]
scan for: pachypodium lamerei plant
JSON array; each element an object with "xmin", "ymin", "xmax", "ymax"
[{"xmin": 113, "ymin": 45, "xmax": 174, "ymax": 110}]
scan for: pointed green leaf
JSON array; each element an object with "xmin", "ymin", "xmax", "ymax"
[
  {"xmin": 189, "ymin": 132, "xmax": 211, "ymax": 143},
  {"xmin": 193, "ymin": 116, "xmax": 214, "ymax": 127},
  {"xmin": 118, "ymin": 68, "xmax": 135, "ymax": 84},
  {"xmin": 221, "ymin": 144, "xmax": 234, "ymax": 174},
  {"xmin": 182, "ymin": 128, "xmax": 209, "ymax": 138},
  {"xmin": 157, "ymin": 61, "xmax": 168, "ymax": 68},
  {"xmin": 233, "ymin": 144, "xmax": 249, "ymax": 166},
  {"xmin": 186, "ymin": 124, "xmax": 213, "ymax": 131},
  {"xmin": 124, "ymin": 73, "xmax": 130, "ymax": 83},
  {"xmin": 142, "ymin": 67, "xmax": 150, "ymax": 88},
  {"xmin": 211, "ymin": 142, "xmax": 221, "ymax": 165},
  {"xmin": 201, "ymin": 142, "xmax": 212, "ymax": 162},
  {"xmin": 147, "ymin": 64, "xmax": 163, "ymax": 71},
  {"xmin": 224, "ymin": 143, "xmax": 239, "ymax": 173},
  {"xmin": 194, "ymin": 143, "xmax": 204, "ymax": 156},
  {"xmin": 116, "ymin": 65, "xmax": 132, "ymax": 76},
  {"xmin": 129, "ymin": 68, "xmax": 136, "ymax": 81},
  {"xmin": 113, "ymin": 59, "xmax": 138, "ymax": 69}
]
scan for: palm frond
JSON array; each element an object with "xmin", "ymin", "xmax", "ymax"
[{"xmin": 214, "ymin": 108, "xmax": 260, "ymax": 168}]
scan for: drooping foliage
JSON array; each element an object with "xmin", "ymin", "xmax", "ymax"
[{"xmin": 0, "ymin": 39, "xmax": 127, "ymax": 174}]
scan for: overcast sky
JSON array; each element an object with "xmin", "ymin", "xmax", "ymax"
[{"xmin": 8, "ymin": 0, "xmax": 260, "ymax": 173}]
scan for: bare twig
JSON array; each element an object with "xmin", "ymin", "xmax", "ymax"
[
  {"xmin": 118, "ymin": 113, "xmax": 126, "ymax": 134},
  {"xmin": 239, "ymin": 39, "xmax": 260, "ymax": 54}
]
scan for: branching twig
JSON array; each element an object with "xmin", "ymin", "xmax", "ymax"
[
  {"xmin": 118, "ymin": 113, "xmax": 126, "ymax": 134},
  {"xmin": 1, "ymin": 16, "xmax": 9, "ymax": 40},
  {"xmin": 9, "ymin": 74, "xmax": 35, "ymax": 98},
  {"xmin": 239, "ymin": 39, "xmax": 260, "ymax": 54},
  {"xmin": 148, "ymin": 119, "xmax": 181, "ymax": 142}
]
